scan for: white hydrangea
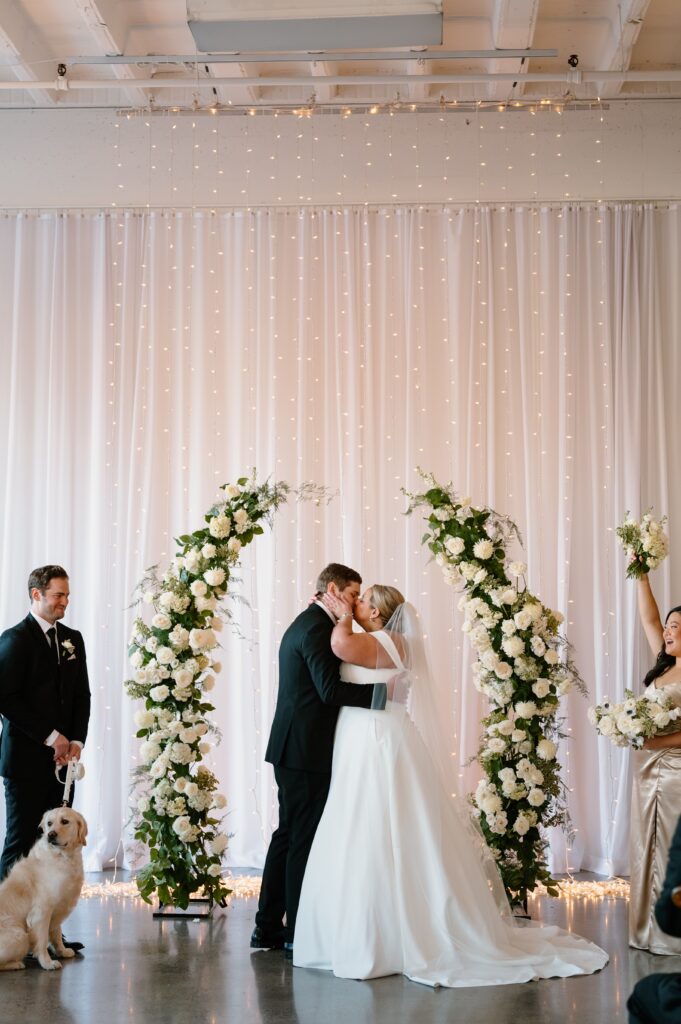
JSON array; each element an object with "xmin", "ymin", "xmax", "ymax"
[
  {"xmin": 445, "ymin": 536, "xmax": 465, "ymax": 556},
  {"xmin": 502, "ymin": 636, "xmax": 525, "ymax": 659},
  {"xmin": 536, "ymin": 738, "xmax": 557, "ymax": 760},
  {"xmin": 473, "ymin": 539, "xmax": 494, "ymax": 560},
  {"xmin": 204, "ymin": 567, "xmax": 226, "ymax": 587},
  {"xmin": 528, "ymin": 787, "xmax": 547, "ymax": 807}
]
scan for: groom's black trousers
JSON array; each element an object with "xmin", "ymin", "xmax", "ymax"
[{"xmin": 256, "ymin": 765, "xmax": 330, "ymax": 943}]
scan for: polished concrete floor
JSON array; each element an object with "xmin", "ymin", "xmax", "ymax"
[{"xmin": 1, "ymin": 873, "xmax": 679, "ymax": 1024}]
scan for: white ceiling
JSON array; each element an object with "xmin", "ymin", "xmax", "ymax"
[{"xmin": 0, "ymin": 0, "xmax": 680, "ymax": 112}]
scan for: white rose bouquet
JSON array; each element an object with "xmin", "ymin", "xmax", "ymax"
[
  {"xmin": 588, "ymin": 687, "xmax": 681, "ymax": 749},
  {"xmin": 616, "ymin": 509, "xmax": 669, "ymax": 580}
]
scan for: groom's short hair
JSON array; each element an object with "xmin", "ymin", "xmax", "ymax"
[
  {"xmin": 316, "ymin": 563, "xmax": 362, "ymax": 593},
  {"xmin": 28, "ymin": 564, "xmax": 69, "ymax": 598}
]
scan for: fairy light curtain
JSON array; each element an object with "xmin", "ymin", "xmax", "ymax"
[{"xmin": 0, "ymin": 203, "xmax": 678, "ymax": 875}]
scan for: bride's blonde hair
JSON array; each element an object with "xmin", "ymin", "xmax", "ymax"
[{"xmin": 370, "ymin": 585, "xmax": 405, "ymax": 625}]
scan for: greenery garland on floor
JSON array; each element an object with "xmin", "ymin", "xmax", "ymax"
[
  {"xmin": 124, "ymin": 476, "xmax": 296, "ymax": 909},
  {"xmin": 405, "ymin": 470, "xmax": 584, "ymax": 905}
]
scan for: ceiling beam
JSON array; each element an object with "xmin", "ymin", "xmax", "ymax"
[
  {"xmin": 486, "ymin": 0, "xmax": 539, "ymax": 102},
  {"xmin": 594, "ymin": 0, "xmax": 652, "ymax": 98},
  {"xmin": 72, "ymin": 0, "xmax": 157, "ymax": 106},
  {"xmin": 310, "ymin": 60, "xmax": 337, "ymax": 104},
  {"xmin": 204, "ymin": 59, "xmax": 260, "ymax": 106},
  {"xmin": 0, "ymin": 0, "xmax": 59, "ymax": 105}
]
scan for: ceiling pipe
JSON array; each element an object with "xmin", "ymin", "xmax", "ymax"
[
  {"xmin": 64, "ymin": 49, "xmax": 558, "ymax": 65},
  {"xmin": 1, "ymin": 69, "xmax": 680, "ymax": 91}
]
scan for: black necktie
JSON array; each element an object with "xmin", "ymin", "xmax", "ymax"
[{"xmin": 46, "ymin": 626, "xmax": 60, "ymax": 667}]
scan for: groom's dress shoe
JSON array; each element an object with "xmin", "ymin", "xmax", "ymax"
[
  {"xmin": 283, "ymin": 942, "xmax": 294, "ymax": 960},
  {"xmin": 250, "ymin": 926, "xmax": 284, "ymax": 950}
]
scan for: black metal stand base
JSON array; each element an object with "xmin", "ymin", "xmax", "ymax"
[{"xmin": 153, "ymin": 897, "xmax": 214, "ymax": 919}]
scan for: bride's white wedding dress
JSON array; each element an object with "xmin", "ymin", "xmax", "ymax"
[{"xmin": 293, "ymin": 630, "xmax": 608, "ymax": 987}]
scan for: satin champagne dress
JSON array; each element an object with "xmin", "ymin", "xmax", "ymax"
[{"xmin": 629, "ymin": 680, "xmax": 681, "ymax": 954}]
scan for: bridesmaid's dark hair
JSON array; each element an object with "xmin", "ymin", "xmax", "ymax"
[{"xmin": 642, "ymin": 604, "xmax": 681, "ymax": 688}]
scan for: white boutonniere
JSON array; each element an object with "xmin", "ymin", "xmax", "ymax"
[{"xmin": 61, "ymin": 639, "xmax": 76, "ymax": 661}]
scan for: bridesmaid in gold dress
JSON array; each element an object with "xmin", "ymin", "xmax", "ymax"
[{"xmin": 629, "ymin": 574, "xmax": 681, "ymax": 954}]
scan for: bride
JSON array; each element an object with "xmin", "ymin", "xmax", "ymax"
[{"xmin": 293, "ymin": 584, "xmax": 608, "ymax": 987}]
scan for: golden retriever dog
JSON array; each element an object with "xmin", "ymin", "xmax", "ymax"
[{"xmin": 0, "ymin": 807, "xmax": 87, "ymax": 971}]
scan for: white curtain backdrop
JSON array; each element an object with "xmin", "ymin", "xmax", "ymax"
[{"xmin": 0, "ymin": 203, "xmax": 679, "ymax": 875}]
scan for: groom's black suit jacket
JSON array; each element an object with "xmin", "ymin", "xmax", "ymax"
[
  {"xmin": 0, "ymin": 614, "xmax": 91, "ymax": 779},
  {"xmin": 265, "ymin": 603, "xmax": 382, "ymax": 774}
]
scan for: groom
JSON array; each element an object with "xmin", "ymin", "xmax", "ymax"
[
  {"xmin": 0, "ymin": 565, "xmax": 91, "ymax": 888},
  {"xmin": 252, "ymin": 563, "xmax": 388, "ymax": 957}
]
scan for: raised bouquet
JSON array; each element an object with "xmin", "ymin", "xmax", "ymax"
[
  {"xmin": 616, "ymin": 509, "xmax": 669, "ymax": 579},
  {"xmin": 588, "ymin": 688, "xmax": 681, "ymax": 749}
]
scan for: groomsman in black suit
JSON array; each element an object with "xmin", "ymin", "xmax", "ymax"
[
  {"xmin": 628, "ymin": 814, "xmax": 681, "ymax": 1023},
  {"xmin": 252, "ymin": 563, "xmax": 388, "ymax": 958},
  {"xmin": 0, "ymin": 565, "xmax": 91, "ymax": 890}
]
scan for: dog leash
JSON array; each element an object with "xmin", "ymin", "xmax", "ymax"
[{"xmin": 55, "ymin": 757, "xmax": 85, "ymax": 807}]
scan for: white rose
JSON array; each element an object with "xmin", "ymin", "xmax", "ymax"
[
  {"xmin": 514, "ymin": 814, "xmax": 530, "ymax": 836},
  {"xmin": 487, "ymin": 811, "xmax": 508, "ymax": 835},
  {"xmin": 530, "ymin": 636, "xmax": 546, "ymax": 657},
  {"xmin": 598, "ymin": 717, "xmax": 616, "ymax": 737},
  {"xmin": 169, "ymin": 625, "xmax": 190, "ymax": 651},
  {"xmin": 149, "ymin": 684, "xmax": 170, "ymax": 703},
  {"xmin": 143, "ymin": 590, "xmax": 155, "ymax": 604},
  {"xmin": 473, "ymin": 539, "xmax": 494, "ymax": 560},
  {"xmin": 508, "ymin": 561, "xmax": 527, "ymax": 578},
  {"xmin": 496, "ymin": 719, "xmax": 515, "ymax": 736},
  {"xmin": 185, "ymin": 782, "xmax": 199, "ymax": 798},
  {"xmin": 212, "ymin": 793, "xmax": 228, "ymax": 809},
  {"xmin": 134, "ymin": 710, "xmax": 156, "ymax": 730},
  {"xmin": 528, "ymin": 787, "xmax": 546, "ymax": 807},
  {"xmin": 532, "ymin": 679, "xmax": 551, "ymax": 699},
  {"xmin": 202, "ymin": 675, "xmax": 216, "ymax": 691},
  {"xmin": 480, "ymin": 793, "xmax": 502, "ymax": 815},
  {"xmin": 149, "ymin": 758, "xmax": 168, "ymax": 780},
  {"xmin": 138, "ymin": 740, "xmax": 162, "ymax": 764},
  {"xmin": 195, "ymin": 595, "xmax": 218, "ymax": 613},
  {"xmin": 501, "ymin": 620, "xmax": 517, "ymax": 636},
  {"xmin": 227, "ymin": 537, "xmax": 242, "ymax": 555},
  {"xmin": 434, "ymin": 507, "xmax": 452, "ymax": 522},
  {"xmin": 151, "ymin": 613, "xmax": 172, "ymax": 630},
  {"xmin": 494, "ymin": 662, "xmax": 513, "ymax": 680},
  {"xmin": 204, "ymin": 567, "xmax": 226, "ymax": 587},
  {"xmin": 500, "ymin": 589, "xmax": 517, "ymax": 605},
  {"xmin": 445, "ymin": 536, "xmax": 465, "ymax": 556},
  {"xmin": 156, "ymin": 645, "xmax": 175, "ymax": 665},
  {"xmin": 191, "ymin": 579, "xmax": 208, "ymax": 597},
  {"xmin": 224, "ymin": 484, "xmax": 240, "ymax": 498},
  {"xmin": 145, "ymin": 636, "xmax": 159, "ymax": 654},
  {"xmin": 189, "ymin": 628, "xmax": 217, "ymax": 652},
  {"xmin": 137, "ymin": 796, "xmax": 150, "ymax": 814},
  {"xmin": 174, "ymin": 777, "xmax": 188, "ymax": 793},
  {"xmin": 184, "ymin": 549, "xmax": 202, "ymax": 574},
  {"xmin": 544, "ymin": 648, "xmax": 559, "ymax": 665},
  {"xmin": 130, "ymin": 650, "xmax": 144, "ymax": 668},
  {"xmin": 207, "ymin": 863, "xmax": 223, "ymax": 877},
  {"xmin": 514, "ymin": 610, "xmax": 533, "ymax": 630},
  {"xmin": 199, "ymin": 741, "xmax": 212, "ymax": 755},
  {"xmin": 511, "ymin": 729, "xmax": 526, "ymax": 742},
  {"xmin": 172, "ymin": 816, "xmax": 191, "ymax": 837},
  {"xmin": 170, "ymin": 742, "xmax": 193, "ymax": 765},
  {"xmin": 201, "ymin": 543, "xmax": 217, "ymax": 559},
  {"xmin": 486, "ymin": 737, "xmax": 507, "ymax": 754},
  {"xmin": 158, "ymin": 592, "xmax": 175, "ymax": 611},
  {"xmin": 172, "ymin": 668, "xmax": 194, "ymax": 687},
  {"xmin": 211, "ymin": 616, "xmax": 224, "ymax": 633}
]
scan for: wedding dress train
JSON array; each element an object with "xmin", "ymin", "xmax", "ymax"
[{"xmin": 294, "ymin": 631, "xmax": 608, "ymax": 987}]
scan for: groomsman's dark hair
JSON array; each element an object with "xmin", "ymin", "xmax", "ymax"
[
  {"xmin": 316, "ymin": 563, "xmax": 361, "ymax": 593},
  {"xmin": 27, "ymin": 564, "xmax": 69, "ymax": 598}
]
